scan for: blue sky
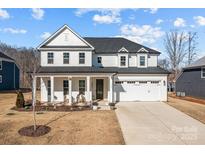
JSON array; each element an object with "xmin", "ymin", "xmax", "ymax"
[{"xmin": 0, "ymin": 8, "xmax": 205, "ymax": 59}]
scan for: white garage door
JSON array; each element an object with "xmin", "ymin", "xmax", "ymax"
[{"xmin": 115, "ymin": 80, "xmax": 161, "ymax": 102}]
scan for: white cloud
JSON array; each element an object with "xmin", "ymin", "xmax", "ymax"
[
  {"xmin": 193, "ymin": 16, "xmax": 205, "ymax": 26},
  {"xmin": 0, "ymin": 8, "xmax": 10, "ymax": 19},
  {"xmin": 118, "ymin": 24, "xmax": 164, "ymax": 44},
  {"xmin": 155, "ymin": 19, "xmax": 163, "ymax": 25},
  {"xmin": 40, "ymin": 32, "xmax": 51, "ymax": 40},
  {"xmin": 144, "ymin": 8, "xmax": 158, "ymax": 14},
  {"xmin": 75, "ymin": 9, "xmax": 122, "ymax": 24},
  {"xmin": 174, "ymin": 18, "xmax": 186, "ymax": 27},
  {"xmin": 0, "ymin": 28, "xmax": 27, "ymax": 34},
  {"xmin": 32, "ymin": 8, "xmax": 44, "ymax": 20}
]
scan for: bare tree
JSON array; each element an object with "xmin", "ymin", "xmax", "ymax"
[
  {"xmin": 158, "ymin": 59, "xmax": 170, "ymax": 70},
  {"xmin": 28, "ymin": 49, "xmax": 40, "ymax": 131},
  {"xmin": 164, "ymin": 30, "xmax": 187, "ymax": 78},
  {"xmin": 187, "ymin": 32, "xmax": 198, "ymax": 65}
]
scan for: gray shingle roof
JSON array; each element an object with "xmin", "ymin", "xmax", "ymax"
[
  {"xmin": 83, "ymin": 37, "xmax": 161, "ymax": 54},
  {"xmin": 38, "ymin": 66, "xmax": 169, "ymax": 74},
  {"xmin": 185, "ymin": 56, "xmax": 205, "ymax": 69},
  {"xmin": 0, "ymin": 52, "xmax": 13, "ymax": 61}
]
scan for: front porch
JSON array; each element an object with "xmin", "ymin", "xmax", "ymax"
[{"xmin": 34, "ymin": 74, "xmax": 115, "ymax": 105}]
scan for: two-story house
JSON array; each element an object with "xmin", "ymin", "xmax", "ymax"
[
  {"xmin": 35, "ymin": 24, "xmax": 169, "ymax": 104},
  {"xmin": 0, "ymin": 52, "xmax": 19, "ymax": 91}
]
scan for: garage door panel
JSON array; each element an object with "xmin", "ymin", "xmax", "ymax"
[{"xmin": 115, "ymin": 81, "xmax": 161, "ymax": 102}]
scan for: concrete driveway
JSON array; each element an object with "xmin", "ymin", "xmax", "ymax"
[{"xmin": 115, "ymin": 102, "xmax": 205, "ymax": 144}]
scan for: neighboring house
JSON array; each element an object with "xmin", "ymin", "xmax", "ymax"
[
  {"xmin": 0, "ymin": 52, "xmax": 20, "ymax": 91},
  {"xmin": 35, "ymin": 24, "xmax": 169, "ymax": 104},
  {"xmin": 176, "ymin": 56, "xmax": 205, "ymax": 99}
]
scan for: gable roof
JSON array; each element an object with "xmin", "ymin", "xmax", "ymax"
[
  {"xmin": 0, "ymin": 52, "xmax": 14, "ymax": 61},
  {"xmin": 184, "ymin": 56, "xmax": 205, "ymax": 69},
  {"xmin": 37, "ymin": 24, "xmax": 94, "ymax": 50},
  {"xmin": 84, "ymin": 37, "xmax": 160, "ymax": 54}
]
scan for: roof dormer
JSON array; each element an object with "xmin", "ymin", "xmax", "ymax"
[{"xmin": 118, "ymin": 47, "xmax": 129, "ymax": 53}]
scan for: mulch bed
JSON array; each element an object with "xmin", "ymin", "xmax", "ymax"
[
  {"xmin": 11, "ymin": 105, "xmax": 91, "ymax": 112},
  {"xmin": 169, "ymin": 93, "xmax": 205, "ymax": 105},
  {"xmin": 18, "ymin": 125, "xmax": 51, "ymax": 137}
]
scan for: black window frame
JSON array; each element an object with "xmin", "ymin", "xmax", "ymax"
[
  {"xmin": 63, "ymin": 52, "xmax": 70, "ymax": 64},
  {"xmin": 140, "ymin": 56, "xmax": 145, "ymax": 66},
  {"xmin": 120, "ymin": 56, "xmax": 126, "ymax": 66},
  {"xmin": 47, "ymin": 52, "xmax": 54, "ymax": 64},
  {"xmin": 63, "ymin": 80, "xmax": 69, "ymax": 95},
  {"xmin": 79, "ymin": 53, "xmax": 85, "ymax": 64},
  {"xmin": 97, "ymin": 56, "xmax": 102, "ymax": 64},
  {"xmin": 79, "ymin": 80, "xmax": 85, "ymax": 94}
]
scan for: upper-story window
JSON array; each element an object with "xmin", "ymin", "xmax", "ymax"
[
  {"xmin": 47, "ymin": 52, "xmax": 54, "ymax": 64},
  {"xmin": 79, "ymin": 53, "xmax": 85, "ymax": 64},
  {"xmin": 0, "ymin": 60, "xmax": 2, "ymax": 70},
  {"xmin": 63, "ymin": 53, "xmax": 69, "ymax": 64},
  {"xmin": 202, "ymin": 68, "xmax": 205, "ymax": 78},
  {"xmin": 97, "ymin": 57, "xmax": 102, "ymax": 64},
  {"xmin": 140, "ymin": 56, "xmax": 145, "ymax": 66},
  {"xmin": 0, "ymin": 75, "xmax": 2, "ymax": 83},
  {"xmin": 120, "ymin": 56, "xmax": 126, "ymax": 66}
]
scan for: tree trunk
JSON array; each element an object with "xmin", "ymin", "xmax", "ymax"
[{"xmin": 32, "ymin": 76, "xmax": 37, "ymax": 131}]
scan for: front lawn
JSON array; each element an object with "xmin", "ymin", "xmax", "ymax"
[{"xmin": 0, "ymin": 92, "xmax": 124, "ymax": 144}]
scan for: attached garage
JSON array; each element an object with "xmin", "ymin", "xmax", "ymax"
[{"xmin": 114, "ymin": 75, "xmax": 168, "ymax": 102}]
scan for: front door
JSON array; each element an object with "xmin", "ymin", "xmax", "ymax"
[{"xmin": 96, "ymin": 79, "xmax": 104, "ymax": 99}]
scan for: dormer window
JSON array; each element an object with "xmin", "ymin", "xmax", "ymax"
[
  {"xmin": 79, "ymin": 53, "xmax": 85, "ymax": 64},
  {"xmin": 47, "ymin": 52, "xmax": 54, "ymax": 64},
  {"xmin": 140, "ymin": 56, "xmax": 145, "ymax": 66},
  {"xmin": 120, "ymin": 56, "xmax": 126, "ymax": 66},
  {"xmin": 97, "ymin": 57, "xmax": 102, "ymax": 64}
]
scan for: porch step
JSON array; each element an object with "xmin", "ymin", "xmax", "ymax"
[{"xmin": 98, "ymin": 105, "xmax": 110, "ymax": 110}]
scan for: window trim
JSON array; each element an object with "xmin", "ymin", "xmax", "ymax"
[
  {"xmin": 79, "ymin": 53, "xmax": 85, "ymax": 64},
  {"xmin": 0, "ymin": 75, "xmax": 2, "ymax": 83},
  {"xmin": 139, "ymin": 55, "xmax": 146, "ymax": 67},
  {"xmin": 47, "ymin": 52, "xmax": 54, "ymax": 64},
  {"xmin": 63, "ymin": 52, "xmax": 70, "ymax": 64},
  {"xmin": 201, "ymin": 67, "xmax": 205, "ymax": 78},
  {"xmin": 0, "ymin": 60, "xmax": 2, "ymax": 70},
  {"xmin": 79, "ymin": 80, "xmax": 85, "ymax": 94},
  {"xmin": 120, "ymin": 56, "xmax": 126, "ymax": 66}
]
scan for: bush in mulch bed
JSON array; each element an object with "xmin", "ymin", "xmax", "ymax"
[
  {"xmin": 11, "ymin": 105, "xmax": 91, "ymax": 112},
  {"xmin": 18, "ymin": 125, "xmax": 51, "ymax": 137}
]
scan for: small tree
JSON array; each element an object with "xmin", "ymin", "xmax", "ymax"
[{"xmin": 16, "ymin": 91, "xmax": 25, "ymax": 108}]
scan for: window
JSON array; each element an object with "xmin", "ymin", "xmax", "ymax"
[
  {"xmin": 79, "ymin": 53, "xmax": 85, "ymax": 64},
  {"xmin": 140, "ymin": 56, "xmax": 145, "ymax": 66},
  {"xmin": 63, "ymin": 53, "xmax": 69, "ymax": 64},
  {"xmin": 97, "ymin": 57, "xmax": 102, "ymax": 64},
  {"xmin": 0, "ymin": 60, "xmax": 2, "ymax": 70},
  {"xmin": 47, "ymin": 80, "xmax": 51, "ymax": 95},
  {"xmin": 63, "ymin": 80, "xmax": 69, "ymax": 95},
  {"xmin": 151, "ymin": 81, "xmax": 160, "ymax": 84},
  {"xmin": 115, "ymin": 81, "xmax": 124, "ymax": 84},
  {"xmin": 47, "ymin": 53, "xmax": 54, "ymax": 64},
  {"xmin": 202, "ymin": 68, "xmax": 205, "ymax": 78},
  {"xmin": 120, "ymin": 56, "xmax": 126, "ymax": 66},
  {"xmin": 139, "ymin": 81, "xmax": 147, "ymax": 84},
  {"xmin": 127, "ymin": 81, "xmax": 135, "ymax": 84},
  {"xmin": 0, "ymin": 75, "xmax": 2, "ymax": 83},
  {"xmin": 79, "ymin": 80, "xmax": 85, "ymax": 94}
]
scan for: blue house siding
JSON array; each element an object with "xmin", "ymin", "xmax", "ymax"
[
  {"xmin": 0, "ymin": 60, "xmax": 20, "ymax": 90},
  {"xmin": 176, "ymin": 68, "xmax": 205, "ymax": 99}
]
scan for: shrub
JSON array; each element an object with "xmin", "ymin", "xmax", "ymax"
[{"xmin": 16, "ymin": 91, "xmax": 25, "ymax": 108}]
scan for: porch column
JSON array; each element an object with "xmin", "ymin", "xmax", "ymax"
[
  {"xmin": 109, "ymin": 75, "xmax": 114, "ymax": 103},
  {"xmin": 86, "ymin": 76, "xmax": 91, "ymax": 102},
  {"xmin": 50, "ymin": 76, "xmax": 54, "ymax": 102},
  {"xmin": 69, "ymin": 77, "xmax": 72, "ymax": 105}
]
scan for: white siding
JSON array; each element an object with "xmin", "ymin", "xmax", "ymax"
[
  {"xmin": 41, "ymin": 50, "xmax": 92, "ymax": 66},
  {"xmin": 148, "ymin": 55, "xmax": 158, "ymax": 67},
  {"xmin": 129, "ymin": 54, "xmax": 137, "ymax": 67},
  {"xmin": 92, "ymin": 54, "xmax": 117, "ymax": 67},
  {"xmin": 46, "ymin": 28, "xmax": 88, "ymax": 47}
]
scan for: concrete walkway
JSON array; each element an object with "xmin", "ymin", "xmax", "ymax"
[{"xmin": 115, "ymin": 102, "xmax": 205, "ymax": 144}]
